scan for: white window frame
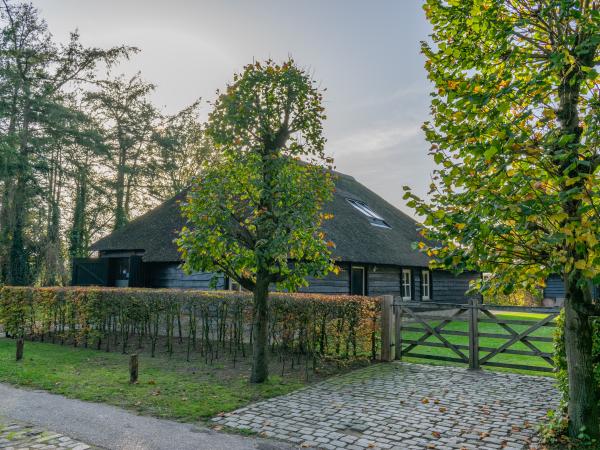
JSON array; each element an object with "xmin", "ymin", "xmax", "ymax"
[
  {"xmin": 421, "ymin": 270, "xmax": 430, "ymax": 300},
  {"xmin": 346, "ymin": 198, "xmax": 391, "ymax": 229},
  {"xmin": 402, "ymin": 269, "xmax": 412, "ymax": 300},
  {"xmin": 227, "ymin": 277, "xmax": 242, "ymax": 292}
]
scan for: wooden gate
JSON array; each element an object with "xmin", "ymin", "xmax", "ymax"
[{"xmin": 381, "ymin": 297, "xmax": 560, "ymax": 373}]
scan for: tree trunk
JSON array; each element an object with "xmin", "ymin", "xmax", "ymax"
[
  {"xmin": 8, "ymin": 174, "xmax": 29, "ymax": 286},
  {"xmin": 8, "ymin": 97, "xmax": 31, "ymax": 286},
  {"xmin": 250, "ymin": 273, "xmax": 269, "ymax": 383},
  {"xmin": 114, "ymin": 146, "xmax": 127, "ymax": 230},
  {"xmin": 564, "ymin": 274, "xmax": 599, "ymax": 439},
  {"xmin": 69, "ymin": 170, "xmax": 88, "ymax": 259},
  {"xmin": 0, "ymin": 180, "xmax": 14, "ymax": 283}
]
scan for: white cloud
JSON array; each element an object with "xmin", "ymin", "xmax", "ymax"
[{"xmin": 329, "ymin": 122, "xmax": 422, "ymax": 156}]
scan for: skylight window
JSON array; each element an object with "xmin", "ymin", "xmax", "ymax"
[{"xmin": 346, "ymin": 198, "xmax": 391, "ymax": 229}]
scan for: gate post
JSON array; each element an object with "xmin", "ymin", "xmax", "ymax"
[
  {"xmin": 380, "ymin": 295, "xmax": 394, "ymax": 362},
  {"xmin": 468, "ymin": 297, "xmax": 480, "ymax": 370},
  {"xmin": 394, "ymin": 297, "xmax": 403, "ymax": 360}
]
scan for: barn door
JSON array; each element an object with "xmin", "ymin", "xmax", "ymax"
[{"xmin": 71, "ymin": 258, "xmax": 109, "ymax": 286}]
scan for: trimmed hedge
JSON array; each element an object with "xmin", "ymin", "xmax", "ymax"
[{"xmin": 0, "ymin": 286, "xmax": 382, "ymax": 364}]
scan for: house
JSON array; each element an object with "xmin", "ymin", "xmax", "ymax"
[
  {"xmin": 72, "ymin": 170, "xmax": 479, "ymax": 303},
  {"xmin": 542, "ymin": 274, "xmax": 599, "ymax": 306}
]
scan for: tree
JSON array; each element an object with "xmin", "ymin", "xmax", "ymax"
[
  {"xmin": 65, "ymin": 101, "xmax": 111, "ymax": 260},
  {"xmin": 0, "ymin": 0, "xmax": 132, "ymax": 285},
  {"xmin": 85, "ymin": 74, "xmax": 158, "ymax": 231},
  {"xmin": 406, "ymin": 0, "xmax": 599, "ymax": 439},
  {"xmin": 177, "ymin": 59, "xmax": 336, "ymax": 383},
  {"xmin": 146, "ymin": 100, "xmax": 210, "ymax": 200}
]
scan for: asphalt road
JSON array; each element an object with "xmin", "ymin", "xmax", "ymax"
[{"xmin": 0, "ymin": 383, "xmax": 295, "ymax": 450}]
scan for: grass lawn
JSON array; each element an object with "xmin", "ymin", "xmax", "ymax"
[
  {"xmin": 0, "ymin": 311, "xmax": 556, "ymax": 424},
  {"xmin": 400, "ymin": 311, "xmax": 557, "ymax": 377},
  {"xmin": 0, "ymin": 338, "xmax": 309, "ymax": 423}
]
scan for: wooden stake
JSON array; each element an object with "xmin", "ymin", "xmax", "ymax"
[
  {"xmin": 16, "ymin": 338, "xmax": 24, "ymax": 361},
  {"xmin": 129, "ymin": 354, "xmax": 138, "ymax": 383}
]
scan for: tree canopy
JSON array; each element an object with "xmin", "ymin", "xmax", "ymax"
[
  {"xmin": 407, "ymin": 0, "xmax": 599, "ymax": 439},
  {"xmin": 0, "ymin": 0, "xmax": 207, "ymax": 285},
  {"xmin": 178, "ymin": 59, "xmax": 336, "ymax": 382}
]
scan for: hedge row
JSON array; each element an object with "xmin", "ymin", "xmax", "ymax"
[
  {"xmin": 553, "ymin": 311, "xmax": 600, "ymax": 425},
  {"xmin": 0, "ymin": 286, "xmax": 382, "ymax": 364}
]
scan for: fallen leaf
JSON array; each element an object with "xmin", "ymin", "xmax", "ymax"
[
  {"xmin": 432, "ymin": 431, "xmax": 441, "ymax": 439},
  {"xmin": 479, "ymin": 432, "xmax": 489, "ymax": 439},
  {"xmin": 439, "ymin": 407, "xmax": 447, "ymax": 413},
  {"xmin": 421, "ymin": 397, "xmax": 430, "ymax": 404}
]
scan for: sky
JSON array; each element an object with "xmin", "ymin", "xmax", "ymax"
[{"xmin": 32, "ymin": 0, "xmax": 434, "ymax": 216}]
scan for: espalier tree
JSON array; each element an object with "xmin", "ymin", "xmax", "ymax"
[
  {"xmin": 177, "ymin": 60, "xmax": 336, "ymax": 383},
  {"xmin": 405, "ymin": 0, "xmax": 600, "ymax": 439}
]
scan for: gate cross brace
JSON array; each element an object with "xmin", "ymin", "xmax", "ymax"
[
  {"xmin": 480, "ymin": 309, "xmax": 555, "ymax": 366},
  {"xmin": 401, "ymin": 306, "xmax": 470, "ymax": 363},
  {"xmin": 479, "ymin": 311, "xmax": 558, "ymax": 366}
]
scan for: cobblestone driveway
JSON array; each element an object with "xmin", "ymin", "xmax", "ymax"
[
  {"xmin": 213, "ymin": 363, "xmax": 558, "ymax": 450},
  {"xmin": 0, "ymin": 419, "xmax": 92, "ymax": 450}
]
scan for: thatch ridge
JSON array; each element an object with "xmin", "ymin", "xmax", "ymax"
[{"xmin": 92, "ymin": 171, "xmax": 430, "ymax": 267}]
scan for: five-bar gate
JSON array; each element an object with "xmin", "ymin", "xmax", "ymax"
[{"xmin": 380, "ymin": 296, "xmax": 560, "ymax": 373}]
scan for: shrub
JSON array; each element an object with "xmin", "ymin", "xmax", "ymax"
[
  {"xmin": 0, "ymin": 286, "xmax": 382, "ymax": 365},
  {"xmin": 485, "ymin": 289, "xmax": 542, "ymax": 307},
  {"xmin": 543, "ymin": 311, "xmax": 600, "ymax": 445}
]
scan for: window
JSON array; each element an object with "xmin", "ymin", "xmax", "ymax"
[
  {"xmin": 227, "ymin": 277, "xmax": 242, "ymax": 291},
  {"xmin": 421, "ymin": 270, "xmax": 430, "ymax": 300},
  {"xmin": 346, "ymin": 198, "xmax": 391, "ymax": 229},
  {"xmin": 115, "ymin": 258, "xmax": 129, "ymax": 280},
  {"xmin": 351, "ymin": 266, "xmax": 366, "ymax": 296},
  {"xmin": 402, "ymin": 269, "xmax": 412, "ymax": 300}
]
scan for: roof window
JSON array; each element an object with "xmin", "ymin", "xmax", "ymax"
[{"xmin": 346, "ymin": 198, "xmax": 391, "ymax": 229}]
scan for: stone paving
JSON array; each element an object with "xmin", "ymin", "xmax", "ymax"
[
  {"xmin": 213, "ymin": 363, "xmax": 559, "ymax": 450},
  {"xmin": 0, "ymin": 419, "xmax": 93, "ymax": 450}
]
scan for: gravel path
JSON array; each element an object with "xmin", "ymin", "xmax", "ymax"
[{"xmin": 0, "ymin": 383, "xmax": 293, "ymax": 450}]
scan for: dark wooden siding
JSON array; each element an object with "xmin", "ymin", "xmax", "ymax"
[
  {"xmin": 543, "ymin": 274, "xmax": 564, "ymax": 299},
  {"xmin": 368, "ymin": 267, "xmax": 401, "ymax": 297},
  {"xmin": 146, "ymin": 263, "xmax": 225, "ymax": 289},
  {"xmin": 431, "ymin": 270, "xmax": 479, "ymax": 304},
  {"xmin": 413, "ymin": 269, "xmax": 421, "ymax": 300},
  {"xmin": 71, "ymin": 258, "xmax": 109, "ymax": 286},
  {"xmin": 298, "ymin": 268, "xmax": 350, "ymax": 295}
]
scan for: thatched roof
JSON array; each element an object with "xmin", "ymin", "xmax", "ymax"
[{"xmin": 92, "ymin": 171, "xmax": 430, "ymax": 267}]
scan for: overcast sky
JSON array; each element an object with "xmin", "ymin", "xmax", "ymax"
[{"xmin": 33, "ymin": 0, "xmax": 433, "ymax": 216}]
